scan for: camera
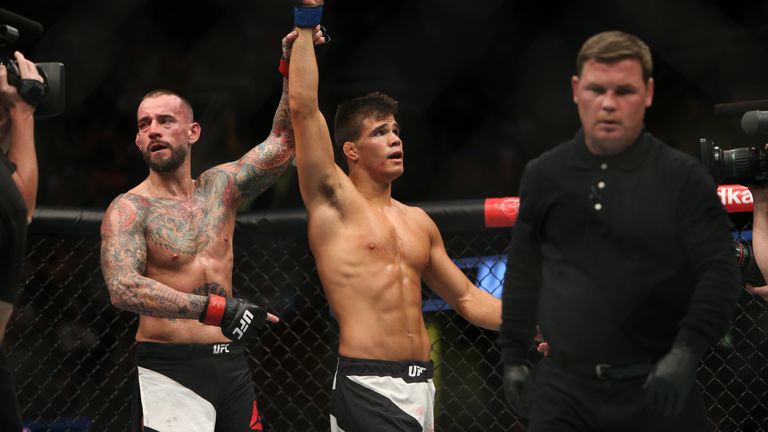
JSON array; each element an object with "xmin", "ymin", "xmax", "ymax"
[
  {"xmin": 699, "ymin": 108, "xmax": 768, "ymax": 185},
  {"xmin": 0, "ymin": 9, "xmax": 65, "ymax": 118},
  {"xmin": 699, "ymin": 137, "xmax": 768, "ymax": 185}
]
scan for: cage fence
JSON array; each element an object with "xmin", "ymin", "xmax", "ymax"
[{"xmin": 5, "ymin": 188, "xmax": 767, "ymax": 431}]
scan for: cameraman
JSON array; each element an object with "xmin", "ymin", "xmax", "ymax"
[
  {"xmin": 0, "ymin": 50, "xmax": 42, "ymax": 431},
  {"xmin": 747, "ymin": 184, "xmax": 768, "ymax": 300}
]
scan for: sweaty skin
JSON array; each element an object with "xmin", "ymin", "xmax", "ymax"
[
  {"xmin": 289, "ymin": 26, "xmax": 500, "ymax": 362},
  {"xmin": 100, "ymin": 87, "xmax": 293, "ymax": 344}
]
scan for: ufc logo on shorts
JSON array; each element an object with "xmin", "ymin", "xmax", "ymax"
[
  {"xmin": 232, "ymin": 310, "xmax": 254, "ymax": 340},
  {"xmin": 213, "ymin": 343, "xmax": 230, "ymax": 354},
  {"xmin": 408, "ymin": 365, "xmax": 426, "ymax": 377}
]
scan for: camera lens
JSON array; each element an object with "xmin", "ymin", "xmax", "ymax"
[{"xmin": 722, "ymin": 147, "xmax": 757, "ymax": 181}]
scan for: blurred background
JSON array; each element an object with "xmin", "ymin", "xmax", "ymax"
[{"xmin": 3, "ymin": 0, "xmax": 768, "ymax": 211}]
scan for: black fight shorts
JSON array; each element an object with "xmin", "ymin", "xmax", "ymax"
[
  {"xmin": 132, "ymin": 342, "xmax": 263, "ymax": 432},
  {"xmin": 330, "ymin": 356, "xmax": 435, "ymax": 432}
]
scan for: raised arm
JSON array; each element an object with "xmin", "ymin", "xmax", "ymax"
[
  {"xmin": 207, "ymin": 25, "xmax": 329, "ymax": 207},
  {"xmin": 288, "ymin": 6, "xmax": 344, "ymax": 210},
  {"xmin": 420, "ymin": 210, "xmax": 501, "ymax": 330},
  {"xmin": 209, "ymin": 75, "xmax": 295, "ymax": 206},
  {"xmin": 1, "ymin": 51, "xmax": 43, "ymax": 221},
  {"xmin": 100, "ymin": 194, "xmax": 207, "ymax": 318}
]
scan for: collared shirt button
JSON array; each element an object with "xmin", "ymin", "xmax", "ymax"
[
  {"xmin": 600, "ymin": 163, "xmax": 608, "ymax": 170},
  {"xmin": 597, "ymin": 181, "xmax": 606, "ymax": 189},
  {"xmin": 594, "ymin": 203, "xmax": 602, "ymax": 211}
]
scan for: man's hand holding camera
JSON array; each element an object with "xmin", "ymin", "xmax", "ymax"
[{"xmin": 0, "ymin": 51, "xmax": 43, "ymax": 116}]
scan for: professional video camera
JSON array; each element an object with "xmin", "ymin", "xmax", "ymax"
[
  {"xmin": 0, "ymin": 8, "xmax": 64, "ymax": 118},
  {"xmin": 699, "ymin": 100, "xmax": 768, "ymax": 185}
]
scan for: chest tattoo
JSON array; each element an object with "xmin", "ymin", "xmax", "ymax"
[{"xmin": 146, "ymin": 195, "xmax": 227, "ymax": 255}]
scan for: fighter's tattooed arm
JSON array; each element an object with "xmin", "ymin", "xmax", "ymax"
[
  {"xmin": 201, "ymin": 78, "xmax": 294, "ymax": 205},
  {"xmin": 100, "ymin": 193, "xmax": 207, "ymax": 318}
]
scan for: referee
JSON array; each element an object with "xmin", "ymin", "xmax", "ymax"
[{"xmin": 499, "ymin": 31, "xmax": 740, "ymax": 432}]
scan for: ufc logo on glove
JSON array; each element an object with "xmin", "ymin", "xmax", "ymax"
[{"xmin": 232, "ymin": 310, "xmax": 254, "ymax": 340}]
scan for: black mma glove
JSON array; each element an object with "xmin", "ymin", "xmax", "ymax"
[
  {"xmin": 643, "ymin": 344, "xmax": 703, "ymax": 416},
  {"xmin": 199, "ymin": 294, "xmax": 268, "ymax": 342},
  {"xmin": 504, "ymin": 363, "xmax": 531, "ymax": 418}
]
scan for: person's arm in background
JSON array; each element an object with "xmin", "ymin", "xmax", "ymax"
[
  {"xmin": 747, "ymin": 184, "xmax": 768, "ymax": 300},
  {"xmin": 0, "ymin": 51, "xmax": 43, "ymax": 222}
]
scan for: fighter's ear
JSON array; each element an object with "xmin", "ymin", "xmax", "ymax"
[
  {"xmin": 342, "ymin": 141, "xmax": 358, "ymax": 161},
  {"xmin": 188, "ymin": 122, "xmax": 201, "ymax": 144}
]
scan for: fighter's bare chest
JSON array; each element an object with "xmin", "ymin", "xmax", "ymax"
[{"xmin": 355, "ymin": 211, "xmax": 429, "ymax": 265}]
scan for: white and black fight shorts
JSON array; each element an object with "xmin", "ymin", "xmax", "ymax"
[
  {"xmin": 131, "ymin": 342, "xmax": 264, "ymax": 432},
  {"xmin": 330, "ymin": 356, "xmax": 435, "ymax": 432}
]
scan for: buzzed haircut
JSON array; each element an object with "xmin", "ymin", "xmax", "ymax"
[
  {"xmin": 576, "ymin": 31, "xmax": 653, "ymax": 82},
  {"xmin": 140, "ymin": 89, "xmax": 195, "ymax": 121},
  {"xmin": 333, "ymin": 92, "xmax": 398, "ymax": 147}
]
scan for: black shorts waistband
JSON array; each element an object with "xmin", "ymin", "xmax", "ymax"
[
  {"xmin": 337, "ymin": 356, "xmax": 434, "ymax": 382},
  {"xmin": 136, "ymin": 341, "xmax": 244, "ymax": 359}
]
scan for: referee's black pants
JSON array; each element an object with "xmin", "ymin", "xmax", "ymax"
[{"xmin": 526, "ymin": 357, "xmax": 709, "ymax": 432}]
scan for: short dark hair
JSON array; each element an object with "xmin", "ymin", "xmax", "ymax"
[
  {"xmin": 333, "ymin": 92, "xmax": 398, "ymax": 147},
  {"xmin": 140, "ymin": 89, "xmax": 195, "ymax": 121},
  {"xmin": 576, "ymin": 31, "xmax": 653, "ymax": 82}
]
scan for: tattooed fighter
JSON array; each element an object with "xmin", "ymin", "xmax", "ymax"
[{"xmin": 100, "ymin": 29, "xmax": 327, "ymax": 432}]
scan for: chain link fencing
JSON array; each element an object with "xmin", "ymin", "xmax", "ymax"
[{"xmin": 4, "ymin": 198, "xmax": 767, "ymax": 431}]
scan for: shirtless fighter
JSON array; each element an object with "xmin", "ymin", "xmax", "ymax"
[
  {"xmin": 287, "ymin": 2, "xmax": 502, "ymax": 431},
  {"xmin": 100, "ymin": 28, "xmax": 327, "ymax": 432}
]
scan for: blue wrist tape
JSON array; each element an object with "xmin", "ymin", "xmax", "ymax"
[{"xmin": 294, "ymin": 5, "xmax": 323, "ymax": 28}]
